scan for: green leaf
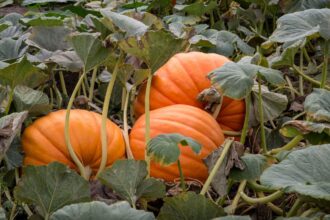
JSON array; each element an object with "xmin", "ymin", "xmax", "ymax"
[
  {"xmin": 157, "ymin": 192, "xmax": 225, "ymax": 220},
  {"xmin": 147, "ymin": 133, "xmax": 201, "ymax": 166},
  {"xmin": 0, "ymin": 111, "xmax": 28, "ymax": 156},
  {"xmin": 47, "ymin": 50, "xmax": 83, "ymax": 72},
  {"xmin": 280, "ymin": 0, "xmax": 330, "ymax": 13},
  {"xmin": 13, "ymin": 85, "xmax": 51, "ymax": 116},
  {"xmin": 98, "ymin": 160, "xmax": 165, "ymax": 206},
  {"xmin": 208, "ymin": 62, "xmax": 284, "ymax": 99},
  {"xmin": 71, "ymin": 33, "xmax": 109, "ymax": 72},
  {"xmin": 118, "ymin": 29, "xmax": 188, "ymax": 73},
  {"xmin": 5, "ymin": 137, "xmax": 23, "ymax": 170},
  {"xmin": 269, "ymin": 8, "xmax": 330, "ymax": 42},
  {"xmin": 178, "ymin": 1, "xmax": 218, "ymax": 16},
  {"xmin": 251, "ymin": 85, "xmax": 288, "ymax": 123},
  {"xmin": 14, "ymin": 162, "xmax": 91, "ymax": 217},
  {"xmin": 0, "ymin": 13, "xmax": 23, "ymax": 39},
  {"xmin": 20, "ymin": 16, "xmax": 63, "ymax": 27},
  {"xmin": 0, "ymin": 36, "xmax": 28, "ymax": 61},
  {"xmin": 50, "ymin": 201, "xmax": 155, "ymax": 220},
  {"xmin": 230, "ymin": 154, "xmax": 268, "ymax": 181},
  {"xmin": 26, "ymin": 26, "xmax": 71, "ymax": 52},
  {"xmin": 280, "ymin": 120, "xmax": 330, "ymax": 144},
  {"xmin": 100, "ymin": 9, "xmax": 148, "ymax": 37},
  {"xmin": 304, "ymin": 88, "xmax": 330, "ymax": 122},
  {"xmin": 198, "ymin": 30, "xmax": 255, "ymax": 57},
  {"xmin": 260, "ymin": 144, "xmax": 330, "ymax": 200},
  {"xmin": 0, "ymin": 56, "xmax": 48, "ymax": 89},
  {"xmin": 0, "ymin": 22, "xmax": 10, "ymax": 32}
]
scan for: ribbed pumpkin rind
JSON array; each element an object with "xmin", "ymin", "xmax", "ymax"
[
  {"xmin": 134, "ymin": 52, "xmax": 245, "ymax": 132},
  {"xmin": 129, "ymin": 104, "xmax": 225, "ymax": 182},
  {"xmin": 22, "ymin": 109, "xmax": 126, "ymax": 173}
]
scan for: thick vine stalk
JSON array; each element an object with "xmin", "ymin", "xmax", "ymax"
[
  {"xmin": 320, "ymin": 40, "xmax": 329, "ymax": 89},
  {"xmin": 240, "ymin": 94, "xmax": 251, "ymax": 144},
  {"xmin": 240, "ymin": 190, "xmax": 284, "ymax": 204},
  {"xmin": 144, "ymin": 71, "xmax": 153, "ymax": 177},
  {"xmin": 123, "ymin": 88, "xmax": 134, "ymax": 159},
  {"xmin": 96, "ymin": 55, "xmax": 122, "ymax": 178},
  {"xmin": 65, "ymin": 70, "xmax": 88, "ymax": 180},
  {"xmin": 257, "ymin": 76, "xmax": 267, "ymax": 153}
]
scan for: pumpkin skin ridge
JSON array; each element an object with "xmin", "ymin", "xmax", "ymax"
[
  {"xmin": 130, "ymin": 104, "xmax": 224, "ymax": 181},
  {"xmin": 166, "ymin": 55, "xmax": 201, "ymax": 97},
  {"xmin": 22, "ymin": 109, "xmax": 126, "ymax": 175}
]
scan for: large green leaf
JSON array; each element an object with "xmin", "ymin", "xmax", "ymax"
[
  {"xmin": 100, "ymin": 9, "xmax": 148, "ymax": 37},
  {"xmin": 47, "ymin": 50, "xmax": 83, "ymax": 72},
  {"xmin": 0, "ymin": 36, "xmax": 28, "ymax": 61},
  {"xmin": 50, "ymin": 201, "xmax": 155, "ymax": 220},
  {"xmin": 22, "ymin": 0, "xmax": 75, "ymax": 6},
  {"xmin": 71, "ymin": 33, "xmax": 109, "ymax": 72},
  {"xmin": 177, "ymin": 1, "xmax": 218, "ymax": 16},
  {"xmin": 118, "ymin": 29, "xmax": 188, "ymax": 73},
  {"xmin": 260, "ymin": 144, "xmax": 330, "ymax": 200},
  {"xmin": 280, "ymin": 120, "xmax": 330, "ymax": 144},
  {"xmin": 157, "ymin": 192, "xmax": 225, "ymax": 220},
  {"xmin": 192, "ymin": 30, "xmax": 254, "ymax": 57},
  {"xmin": 230, "ymin": 154, "xmax": 268, "ymax": 181},
  {"xmin": 14, "ymin": 162, "xmax": 91, "ymax": 217},
  {"xmin": 0, "ymin": 56, "xmax": 48, "ymax": 89},
  {"xmin": 0, "ymin": 13, "xmax": 23, "ymax": 39},
  {"xmin": 269, "ymin": 8, "xmax": 330, "ymax": 42},
  {"xmin": 26, "ymin": 26, "xmax": 71, "ymax": 52},
  {"xmin": 147, "ymin": 133, "xmax": 201, "ymax": 166},
  {"xmin": 304, "ymin": 89, "xmax": 330, "ymax": 122},
  {"xmin": 98, "ymin": 160, "xmax": 165, "ymax": 206},
  {"xmin": 13, "ymin": 85, "xmax": 51, "ymax": 116},
  {"xmin": 280, "ymin": 0, "xmax": 330, "ymax": 13},
  {"xmin": 208, "ymin": 62, "xmax": 284, "ymax": 99},
  {"xmin": 20, "ymin": 15, "xmax": 64, "ymax": 27}
]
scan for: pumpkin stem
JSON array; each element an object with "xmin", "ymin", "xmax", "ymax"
[
  {"xmin": 240, "ymin": 93, "xmax": 251, "ymax": 144},
  {"xmin": 96, "ymin": 53, "xmax": 123, "ymax": 178},
  {"xmin": 123, "ymin": 88, "xmax": 134, "ymax": 159},
  {"xmin": 257, "ymin": 76, "xmax": 267, "ymax": 153},
  {"xmin": 200, "ymin": 138, "xmax": 234, "ymax": 196},
  {"xmin": 65, "ymin": 70, "xmax": 88, "ymax": 180},
  {"xmin": 144, "ymin": 70, "xmax": 153, "ymax": 177},
  {"xmin": 88, "ymin": 66, "xmax": 98, "ymax": 102},
  {"xmin": 240, "ymin": 190, "xmax": 284, "ymax": 205},
  {"xmin": 320, "ymin": 40, "xmax": 329, "ymax": 89},
  {"xmin": 226, "ymin": 180, "xmax": 247, "ymax": 215},
  {"xmin": 267, "ymin": 135, "xmax": 304, "ymax": 155},
  {"xmin": 177, "ymin": 160, "xmax": 186, "ymax": 191}
]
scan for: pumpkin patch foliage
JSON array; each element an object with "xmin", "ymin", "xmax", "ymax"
[{"xmin": 0, "ymin": 1, "xmax": 330, "ymax": 219}]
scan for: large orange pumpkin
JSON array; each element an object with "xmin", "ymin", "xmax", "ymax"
[
  {"xmin": 134, "ymin": 52, "xmax": 245, "ymax": 132},
  {"xmin": 130, "ymin": 104, "xmax": 225, "ymax": 182},
  {"xmin": 22, "ymin": 109, "xmax": 125, "ymax": 175}
]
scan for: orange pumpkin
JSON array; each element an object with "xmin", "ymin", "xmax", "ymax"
[
  {"xmin": 22, "ymin": 109, "xmax": 125, "ymax": 175},
  {"xmin": 134, "ymin": 52, "xmax": 245, "ymax": 132},
  {"xmin": 130, "ymin": 104, "xmax": 225, "ymax": 182}
]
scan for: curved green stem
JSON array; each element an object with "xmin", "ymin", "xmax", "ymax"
[
  {"xmin": 299, "ymin": 50, "xmax": 304, "ymax": 95},
  {"xmin": 284, "ymin": 76, "xmax": 296, "ymax": 99},
  {"xmin": 96, "ymin": 56, "xmax": 122, "ymax": 178},
  {"xmin": 240, "ymin": 190, "xmax": 284, "ymax": 205},
  {"xmin": 4, "ymin": 88, "xmax": 14, "ymax": 115},
  {"xmin": 59, "ymin": 71, "xmax": 68, "ymax": 97},
  {"xmin": 123, "ymin": 88, "xmax": 134, "ymax": 159},
  {"xmin": 320, "ymin": 40, "xmax": 329, "ymax": 89},
  {"xmin": 257, "ymin": 192, "xmax": 283, "ymax": 215},
  {"xmin": 300, "ymin": 207, "xmax": 319, "ymax": 217},
  {"xmin": 268, "ymin": 135, "xmax": 304, "ymax": 155},
  {"xmin": 65, "ymin": 70, "xmax": 88, "ymax": 179},
  {"xmin": 223, "ymin": 130, "xmax": 241, "ymax": 136},
  {"xmin": 247, "ymin": 181, "xmax": 276, "ymax": 193},
  {"xmin": 226, "ymin": 180, "xmax": 247, "ymax": 214},
  {"xmin": 177, "ymin": 160, "xmax": 186, "ymax": 191},
  {"xmin": 257, "ymin": 76, "xmax": 267, "ymax": 153},
  {"xmin": 144, "ymin": 71, "xmax": 152, "ymax": 177},
  {"xmin": 88, "ymin": 66, "xmax": 98, "ymax": 101},
  {"xmin": 293, "ymin": 65, "xmax": 330, "ymax": 90},
  {"xmin": 287, "ymin": 198, "xmax": 303, "ymax": 217},
  {"xmin": 200, "ymin": 139, "xmax": 233, "ymax": 195},
  {"xmin": 240, "ymin": 94, "xmax": 251, "ymax": 144}
]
